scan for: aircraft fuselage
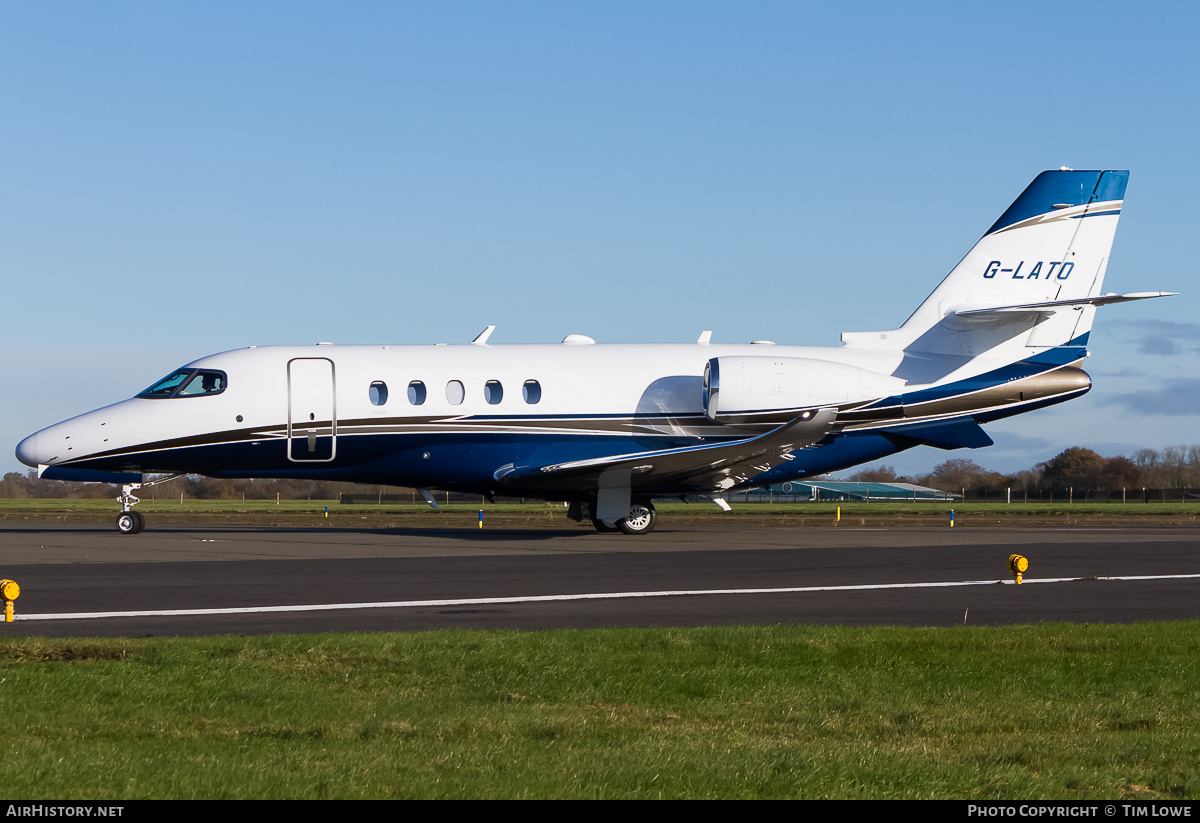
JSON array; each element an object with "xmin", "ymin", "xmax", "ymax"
[{"xmin": 16, "ymin": 339, "xmax": 1088, "ymax": 499}]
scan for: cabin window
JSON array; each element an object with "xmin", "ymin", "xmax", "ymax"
[
  {"xmin": 369, "ymin": 381, "xmax": 388, "ymax": 406},
  {"xmin": 408, "ymin": 381, "xmax": 426, "ymax": 405},
  {"xmin": 523, "ymin": 380, "xmax": 542, "ymax": 404},
  {"xmin": 484, "ymin": 380, "xmax": 503, "ymax": 405},
  {"xmin": 446, "ymin": 380, "xmax": 465, "ymax": 405}
]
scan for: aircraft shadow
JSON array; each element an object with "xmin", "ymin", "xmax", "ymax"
[{"xmin": 1, "ymin": 523, "xmax": 602, "ymax": 541}]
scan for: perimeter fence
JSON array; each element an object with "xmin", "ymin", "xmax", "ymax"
[{"xmin": 732, "ymin": 488, "xmax": 1200, "ymax": 503}]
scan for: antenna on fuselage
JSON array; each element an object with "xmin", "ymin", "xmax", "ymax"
[{"xmin": 471, "ymin": 325, "xmax": 496, "ymax": 346}]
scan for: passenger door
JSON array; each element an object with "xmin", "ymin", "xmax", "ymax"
[{"xmin": 287, "ymin": 358, "xmax": 337, "ymax": 462}]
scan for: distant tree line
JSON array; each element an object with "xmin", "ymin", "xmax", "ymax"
[
  {"xmin": 4, "ymin": 444, "xmax": 1200, "ymax": 500},
  {"xmin": 846, "ymin": 445, "xmax": 1200, "ymax": 500}
]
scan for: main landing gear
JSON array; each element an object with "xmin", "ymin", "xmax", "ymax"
[
  {"xmin": 114, "ymin": 474, "xmax": 184, "ymax": 535},
  {"xmin": 592, "ymin": 501, "xmax": 657, "ymax": 535}
]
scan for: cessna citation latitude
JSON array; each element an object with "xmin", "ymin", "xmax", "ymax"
[{"xmin": 16, "ymin": 169, "xmax": 1175, "ymax": 535}]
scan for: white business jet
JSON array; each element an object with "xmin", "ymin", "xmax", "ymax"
[{"xmin": 16, "ymin": 169, "xmax": 1174, "ymax": 535}]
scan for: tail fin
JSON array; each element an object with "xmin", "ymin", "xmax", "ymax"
[{"xmin": 842, "ymin": 169, "xmax": 1129, "ymax": 357}]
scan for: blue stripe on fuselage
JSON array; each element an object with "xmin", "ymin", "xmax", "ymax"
[{"xmin": 863, "ymin": 347, "xmax": 1086, "ymax": 410}]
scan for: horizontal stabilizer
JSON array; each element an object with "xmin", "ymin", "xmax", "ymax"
[{"xmin": 953, "ymin": 291, "xmax": 1177, "ymax": 319}]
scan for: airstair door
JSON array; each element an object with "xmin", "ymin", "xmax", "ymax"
[{"xmin": 288, "ymin": 358, "xmax": 337, "ymax": 462}]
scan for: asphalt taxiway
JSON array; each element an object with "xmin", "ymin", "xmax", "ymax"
[{"xmin": 1, "ymin": 522, "xmax": 1198, "ymax": 636}]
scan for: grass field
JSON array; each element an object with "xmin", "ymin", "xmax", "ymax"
[
  {"xmin": 1, "ymin": 623, "xmax": 1198, "ymax": 799},
  {"xmin": 3, "ymin": 500, "xmax": 1197, "ymax": 798},
  {"xmin": 2, "ymin": 497, "xmax": 1199, "ymax": 529}
]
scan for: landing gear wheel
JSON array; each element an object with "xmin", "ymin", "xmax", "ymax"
[
  {"xmin": 618, "ymin": 502, "xmax": 656, "ymax": 535},
  {"xmin": 116, "ymin": 511, "xmax": 145, "ymax": 535},
  {"xmin": 592, "ymin": 519, "xmax": 618, "ymax": 533}
]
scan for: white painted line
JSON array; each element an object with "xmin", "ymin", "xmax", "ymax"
[{"xmin": 15, "ymin": 573, "xmax": 1200, "ymax": 622}]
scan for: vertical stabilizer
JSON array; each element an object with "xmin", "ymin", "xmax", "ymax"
[{"xmin": 842, "ymin": 170, "xmax": 1127, "ymax": 357}]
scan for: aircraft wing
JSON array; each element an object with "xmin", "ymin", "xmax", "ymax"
[{"xmin": 494, "ymin": 409, "xmax": 838, "ymax": 496}]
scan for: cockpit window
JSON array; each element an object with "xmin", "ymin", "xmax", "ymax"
[
  {"xmin": 179, "ymin": 371, "xmax": 227, "ymax": 396},
  {"xmin": 138, "ymin": 370, "xmax": 193, "ymax": 398},
  {"xmin": 137, "ymin": 369, "xmax": 227, "ymax": 399}
]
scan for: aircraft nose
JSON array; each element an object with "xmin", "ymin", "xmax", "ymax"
[{"xmin": 15, "ymin": 431, "xmax": 41, "ymax": 468}]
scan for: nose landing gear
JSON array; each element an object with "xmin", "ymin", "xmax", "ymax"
[
  {"xmin": 116, "ymin": 510, "xmax": 145, "ymax": 534},
  {"xmin": 114, "ymin": 474, "xmax": 183, "ymax": 535}
]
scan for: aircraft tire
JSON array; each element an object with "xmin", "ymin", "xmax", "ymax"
[
  {"xmin": 617, "ymin": 502, "xmax": 656, "ymax": 535},
  {"xmin": 116, "ymin": 511, "xmax": 145, "ymax": 535},
  {"xmin": 592, "ymin": 519, "xmax": 618, "ymax": 532}
]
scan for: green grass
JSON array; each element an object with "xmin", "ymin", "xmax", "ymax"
[
  {"xmin": 2, "ymin": 623, "xmax": 1198, "ymax": 799},
  {"xmin": 2, "ymin": 498, "xmax": 1198, "ymax": 529}
]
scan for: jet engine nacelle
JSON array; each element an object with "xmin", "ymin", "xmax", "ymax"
[{"xmin": 702, "ymin": 356, "xmax": 906, "ymax": 424}]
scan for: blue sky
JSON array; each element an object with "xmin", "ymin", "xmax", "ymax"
[{"xmin": 3, "ymin": 1, "xmax": 1197, "ymax": 477}]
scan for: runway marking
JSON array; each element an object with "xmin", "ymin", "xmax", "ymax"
[{"xmin": 16, "ymin": 573, "xmax": 1200, "ymax": 621}]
